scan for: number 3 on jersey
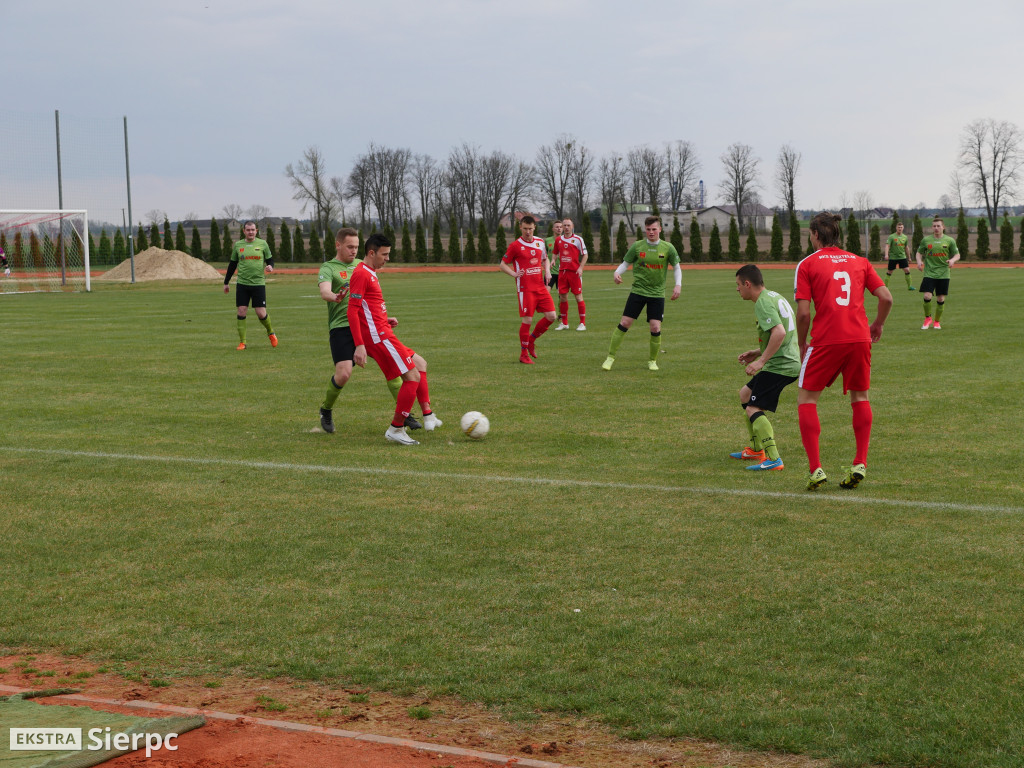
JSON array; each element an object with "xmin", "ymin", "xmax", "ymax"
[{"xmin": 832, "ymin": 271, "xmax": 851, "ymax": 306}]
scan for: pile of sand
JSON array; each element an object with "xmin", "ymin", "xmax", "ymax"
[{"xmin": 97, "ymin": 247, "xmax": 223, "ymax": 281}]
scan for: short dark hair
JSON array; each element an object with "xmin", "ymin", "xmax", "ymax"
[
  {"xmin": 243, "ymin": 220, "xmax": 257, "ymax": 228},
  {"xmin": 644, "ymin": 216, "xmax": 662, "ymax": 227},
  {"xmin": 336, "ymin": 227, "xmax": 358, "ymax": 242},
  {"xmin": 809, "ymin": 211, "xmax": 843, "ymax": 248},
  {"xmin": 520, "ymin": 215, "xmax": 536, "ymax": 226},
  {"xmin": 735, "ymin": 264, "xmax": 764, "ymax": 286},
  {"xmin": 932, "ymin": 216, "xmax": 943, "ymax": 224},
  {"xmin": 365, "ymin": 233, "xmax": 392, "ymax": 254}
]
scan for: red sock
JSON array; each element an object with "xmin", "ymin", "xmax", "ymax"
[
  {"xmin": 852, "ymin": 400, "xmax": 872, "ymax": 466},
  {"xmin": 519, "ymin": 323, "xmax": 530, "ymax": 349},
  {"xmin": 559, "ymin": 301, "xmax": 568, "ymax": 324},
  {"xmin": 578, "ymin": 301, "xmax": 586, "ymax": 324},
  {"xmin": 416, "ymin": 371, "xmax": 431, "ymax": 413},
  {"xmin": 798, "ymin": 402, "xmax": 822, "ymax": 472},
  {"xmin": 392, "ymin": 379, "xmax": 418, "ymax": 427},
  {"xmin": 532, "ymin": 317, "xmax": 553, "ymax": 338}
]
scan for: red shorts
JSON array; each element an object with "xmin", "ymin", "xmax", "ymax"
[
  {"xmin": 366, "ymin": 335, "xmax": 416, "ymax": 380},
  {"xmin": 557, "ymin": 269, "xmax": 582, "ymax": 295},
  {"xmin": 517, "ymin": 289, "xmax": 555, "ymax": 318},
  {"xmin": 798, "ymin": 341, "xmax": 872, "ymax": 394}
]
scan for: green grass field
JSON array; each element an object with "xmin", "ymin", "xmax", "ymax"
[{"xmin": 1, "ymin": 266, "xmax": 1022, "ymax": 768}]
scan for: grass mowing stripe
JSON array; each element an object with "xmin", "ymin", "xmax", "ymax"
[{"xmin": 5, "ymin": 445, "xmax": 1021, "ymax": 516}]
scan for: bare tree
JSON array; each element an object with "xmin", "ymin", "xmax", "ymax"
[
  {"xmin": 285, "ymin": 146, "xmax": 339, "ymax": 236},
  {"xmin": 344, "ymin": 157, "xmax": 370, "ymax": 230},
  {"xmin": 598, "ymin": 154, "xmax": 628, "ymax": 229},
  {"xmin": 145, "ymin": 209, "xmax": 167, "ymax": 226},
  {"xmin": 221, "ymin": 204, "xmax": 244, "ymax": 223},
  {"xmin": 505, "ymin": 159, "xmax": 534, "ymax": 231},
  {"xmin": 775, "ymin": 144, "xmax": 801, "ymax": 216},
  {"xmin": 447, "ymin": 143, "xmax": 481, "ymax": 229},
  {"xmin": 567, "ymin": 142, "xmax": 595, "ymax": 222},
  {"xmin": 936, "ymin": 194, "xmax": 954, "ymax": 216},
  {"xmin": 182, "ymin": 211, "xmax": 198, "ymax": 225},
  {"xmin": 627, "ymin": 145, "xmax": 667, "ymax": 211},
  {"xmin": 356, "ymin": 143, "xmax": 412, "ymax": 228},
  {"xmin": 535, "ymin": 135, "xmax": 577, "ymax": 219},
  {"xmin": 948, "ymin": 170, "xmax": 965, "ymax": 210},
  {"xmin": 665, "ymin": 140, "xmax": 701, "ymax": 211},
  {"xmin": 720, "ymin": 143, "xmax": 761, "ymax": 229},
  {"xmin": 410, "ymin": 154, "xmax": 440, "ymax": 225},
  {"xmin": 853, "ymin": 190, "xmax": 874, "ymax": 218},
  {"xmin": 958, "ymin": 118, "xmax": 1023, "ymax": 230},
  {"xmin": 246, "ymin": 204, "xmax": 271, "ymax": 229}
]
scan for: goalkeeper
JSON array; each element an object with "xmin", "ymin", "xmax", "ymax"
[{"xmin": 1, "ymin": 245, "xmax": 9, "ymax": 276}]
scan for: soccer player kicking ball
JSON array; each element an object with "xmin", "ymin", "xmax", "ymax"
[
  {"xmin": 499, "ymin": 215, "xmax": 555, "ymax": 365},
  {"xmin": 794, "ymin": 212, "xmax": 893, "ymax": 491},
  {"xmin": 731, "ymin": 265, "xmax": 801, "ymax": 472},
  {"xmin": 223, "ymin": 220, "xmax": 278, "ymax": 350},
  {"xmin": 915, "ymin": 217, "xmax": 959, "ymax": 330},
  {"xmin": 555, "ymin": 218, "xmax": 588, "ymax": 331},
  {"xmin": 602, "ymin": 216, "xmax": 681, "ymax": 371},
  {"xmin": 317, "ymin": 228, "xmax": 422, "ymax": 435},
  {"xmin": 348, "ymin": 234, "xmax": 441, "ymax": 446}
]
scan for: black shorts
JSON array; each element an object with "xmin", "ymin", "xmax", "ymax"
[
  {"xmin": 887, "ymin": 259, "xmax": 909, "ymax": 271},
  {"xmin": 622, "ymin": 293, "xmax": 665, "ymax": 323},
  {"xmin": 919, "ymin": 277, "xmax": 950, "ymax": 296},
  {"xmin": 548, "ymin": 272, "xmax": 558, "ymax": 288},
  {"xmin": 329, "ymin": 326, "xmax": 356, "ymax": 364},
  {"xmin": 746, "ymin": 371, "xmax": 798, "ymax": 413},
  {"xmin": 236, "ymin": 284, "xmax": 267, "ymax": 308}
]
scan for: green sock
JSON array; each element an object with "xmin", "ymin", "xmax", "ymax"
[
  {"xmin": 322, "ymin": 376, "xmax": 343, "ymax": 411},
  {"xmin": 386, "ymin": 376, "xmax": 402, "ymax": 401},
  {"xmin": 904, "ymin": 271, "xmax": 912, "ymax": 288},
  {"xmin": 607, "ymin": 326, "xmax": 627, "ymax": 357},
  {"xmin": 745, "ymin": 410, "xmax": 761, "ymax": 451},
  {"xmin": 237, "ymin": 315, "xmax": 246, "ymax": 343},
  {"xmin": 649, "ymin": 333, "xmax": 661, "ymax": 363},
  {"xmin": 884, "ymin": 272, "xmax": 891, "ymax": 286},
  {"xmin": 935, "ymin": 301, "xmax": 944, "ymax": 322},
  {"xmin": 751, "ymin": 412, "xmax": 779, "ymax": 461},
  {"xmin": 923, "ymin": 299, "xmax": 932, "ymax": 318},
  {"xmin": 259, "ymin": 314, "xmax": 274, "ymax": 335}
]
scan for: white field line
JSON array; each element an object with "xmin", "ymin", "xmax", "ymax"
[{"xmin": 5, "ymin": 446, "xmax": 1021, "ymax": 516}]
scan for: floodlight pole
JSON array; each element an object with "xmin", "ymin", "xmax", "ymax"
[
  {"xmin": 124, "ymin": 116, "xmax": 136, "ymax": 283},
  {"xmin": 55, "ymin": 110, "xmax": 68, "ymax": 286}
]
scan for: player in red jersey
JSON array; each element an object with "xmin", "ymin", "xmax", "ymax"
[
  {"xmin": 348, "ymin": 233, "xmax": 441, "ymax": 446},
  {"xmin": 794, "ymin": 212, "xmax": 892, "ymax": 491},
  {"xmin": 499, "ymin": 215, "xmax": 555, "ymax": 364},
  {"xmin": 554, "ymin": 217, "xmax": 589, "ymax": 331}
]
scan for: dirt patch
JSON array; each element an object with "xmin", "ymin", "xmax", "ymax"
[
  {"xmin": 0, "ymin": 652, "xmax": 830, "ymax": 768},
  {"xmin": 97, "ymin": 247, "xmax": 223, "ymax": 281}
]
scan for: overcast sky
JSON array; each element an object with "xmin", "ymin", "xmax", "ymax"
[{"xmin": 3, "ymin": 0, "xmax": 1023, "ymax": 226}]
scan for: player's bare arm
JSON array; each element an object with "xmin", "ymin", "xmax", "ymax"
[
  {"xmin": 796, "ymin": 299, "xmax": 812, "ymax": 360},
  {"xmin": 353, "ymin": 345, "xmax": 367, "ymax": 368},
  {"xmin": 868, "ymin": 286, "xmax": 893, "ymax": 343},
  {"xmin": 746, "ymin": 324, "xmax": 786, "ymax": 376},
  {"xmin": 319, "ymin": 280, "xmax": 345, "ymax": 303},
  {"xmin": 738, "ymin": 349, "xmax": 760, "ymax": 364},
  {"xmin": 498, "ymin": 262, "xmax": 523, "ymax": 279}
]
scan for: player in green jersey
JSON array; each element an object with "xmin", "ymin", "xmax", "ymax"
[
  {"xmin": 884, "ymin": 221, "xmax": 915, "ymax": 290},
  {"xmin": 915, "ymin": 217, "xmax": 959, "ymax": 329},
  {"xmin": 317, "ymin": 228, "xmax": 424, "ymax": 434},
  {"xmin": 602, "ymin": 216, "xmax": 681, "ymax": 371},
  {"xmin": 730, "ymin": 265, "xmax": 801, "ymax": 472},
  {"xmin": 546, "ymin": 219, "xmax": 562, "ymax": 304},
  {"xmin": 223, "ymin": 221, "xmax": 277, "ymax": 350}
]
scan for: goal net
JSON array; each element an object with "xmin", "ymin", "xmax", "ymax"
[{"xmin": 0, "ymin": 210, "xmax": 91, "ymax": 293}]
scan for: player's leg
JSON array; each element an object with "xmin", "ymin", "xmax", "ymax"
[
  {"xmin": 557, "ymin": 290, "xmax": 569, "ymax": 329},
  {"xmin": 796, "ymin": 347, "xmax": 830, "ymax": 489},
  {"xmin": 603, "ymin": 296, "xmax": 640, "ymax": 370},
  {"xmin": 837, "ymin": 344, "xmax": 873, "ymax": 488},
  {"xmin": 730, "ymin": 382, "xmax": 765, "ymax": 460},
  {"xmin": 235, "ymin": 284, "xmax": 250, "ymax": 349},
  {"xmin": 902, "ymin": 263, "xmax": 914, "ymax": 290},
  {"xmin": 920, "ymin": 278, "xmax": 935, "ymax": 329},
  {"xmin": 320, "ymin": 329, "xmax": 356, "ymax": 433},
  {"xmin": 646, "ymin": 298, "xmax": 665, "ymax": 370},
  {"xmin": 528, "ymin": 292, "xmax": 556, "ymax": 358},
  {"xmin": 884, "ymin": 261, "xmax": 895, "ymax": 286},
  {"xmin": 370, "ymin": 339, "xmax": 420, "ymax": 445},
  {"xmin": 933, "ymin": 280, "xmax": 949, "ymax": 328},
  {"xmin": 573, "ymin": 274, "xmax": 586, "ymax": 330},
  {"xmin": 251, "ymin": 288, "xmax": 276, "ymax": 345},
  {"xmin": 410, "ymin": 353, "xmax": 441, "ymax": 430},
  {"xmin": 742, "ymin": 372, "xmax": 794, "ymax": 470}
]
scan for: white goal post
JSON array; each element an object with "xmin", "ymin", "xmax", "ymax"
[{"xmin": 0, "ymin": 209, "xmax": 91, "ymax": 293}]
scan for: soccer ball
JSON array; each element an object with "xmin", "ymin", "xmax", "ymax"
[{"xmin": 460, "ymin": 411, "xmax": 489, "ymax": 440}]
